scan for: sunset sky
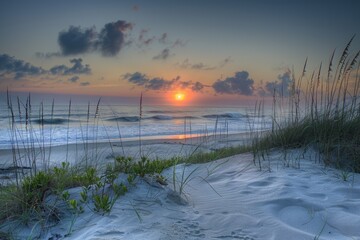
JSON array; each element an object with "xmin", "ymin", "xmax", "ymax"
[{"xmin": 0, "ymin": 0, "xmax": 359, "ymax": 105}]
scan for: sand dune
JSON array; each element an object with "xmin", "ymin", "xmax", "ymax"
[{"xmin": 8, "ymin": 145, "xmax": 359, "ymax": 240}]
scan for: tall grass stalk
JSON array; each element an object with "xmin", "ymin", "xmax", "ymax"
[
  {"xmin": 139, "ymin": 93, "xmax": 143, "ymax": 157},
  {"xmin": 65, "ymin": 99, "xmax": 71, "ymax": 163}
]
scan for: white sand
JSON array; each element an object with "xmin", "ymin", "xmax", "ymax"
[{"xmin": 2, "ymin": 139, "xmax": 360, "ymax": 239}]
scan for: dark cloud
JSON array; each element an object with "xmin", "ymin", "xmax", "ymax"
[
  {"xmin": 50, "ymin": 58, "xmax": 91, "ymax": 75},
  {"xmin": 124, "ymin": 72, "xmax": 147, "ymax": 85},
  {"xmin": 68, "ymin": 76, "xmax": 79, "ymax": 83},
  {"xmin": 98, "ymin": 20, "xmax": 133, "ymax": 56},
  {"xmin": 55, "ymin": 20, "xmax": 132, "ymax": 57},
  {"xmin": 0, "ymin": 54, "xmax": 45, "ymax": 79},
  {"xmin": 192, "ymin": 82, "xmax": 205, "ymax": 92},
  {"xmin": 80, "ymin": 82, "xmax": 90, "ymax": 86},
  {"xmin": 123, "ymin": 72, "xmax": 205, "ymax": 92},
  {"xmin": 212, "ymin": 71, "xmax": 254, "ymax": 95},
  {"xmin": 58, "ymin": 26, "xmax": 96, "ymax": 55},
  {"xmin": 263, "ymin": 70, "xmax": 292, "ymax": 97},
  {"xmin": 153, "ymin": 48, "xmax": 172, "ymax": 60},
  {"xmin": 0, "ymin": 54, "xmax": 91, "ymax": 81},
  {"xmin": 146, "ymin": 78, "xmax": 172, "ymax": 90}
]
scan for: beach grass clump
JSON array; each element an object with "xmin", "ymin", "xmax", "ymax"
[
  {"xmin": 0, "ymin": 160, "xmax": 132, "ymax": 237},
  {"xmin": 185, "ymin": 145, "xmax": 251, "ymax": 164},
  {"xmin": 255, "ymin": 36, "xmax": 360, "ymax": 172},
  {"xmin": 113, "ymin": 156, "xmax": 175, "ymax": 177},
  {"xmin": 0, "ymin": 163, "xmax": 100, "ymax": 224}
]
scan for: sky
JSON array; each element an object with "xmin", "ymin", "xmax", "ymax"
[{"xmin": 0, "ymin": 0, "xmax": 359, "ymax": 106}]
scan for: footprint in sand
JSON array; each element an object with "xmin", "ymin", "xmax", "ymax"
[{"xmin": 264, "ymin": 198, "xmax": 329, "ymax": 235}]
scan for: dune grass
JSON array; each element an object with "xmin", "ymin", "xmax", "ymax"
[{"xmin": 254, "ymin": 36, "xmax": 360, "ymax": 172}]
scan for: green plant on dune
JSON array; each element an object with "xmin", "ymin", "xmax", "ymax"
[
  {"xmin": 91, "ymin": 180, "xmax": 127, "ymax": 214},
  {"xmin": 113, "ymin": 155, "xmax": 175, "ymax": 178}
]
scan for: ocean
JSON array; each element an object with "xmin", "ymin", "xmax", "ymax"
[{"xmin": 0, "ymin": 100, "xmax": 273, "ymax": 149}]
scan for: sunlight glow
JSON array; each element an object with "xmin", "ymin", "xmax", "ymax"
[{"xmin": 175, "ymin": 92, "xmax": 185, "ymax": 101}]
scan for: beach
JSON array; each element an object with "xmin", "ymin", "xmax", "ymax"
[
  {"xmin": 1, "ymin": 1, "xmax": 359, "ymax": 239},
  {"xmin": 1, "ymin": 134, "xmax": 359, "ymax": 240}
]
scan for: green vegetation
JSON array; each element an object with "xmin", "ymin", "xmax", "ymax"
[{"xmin": 253, "ymin": 36, "xmax": 360, "ymax": 172}]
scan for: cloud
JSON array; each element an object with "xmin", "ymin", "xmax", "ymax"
[
  {"xmin": 172, "ymin": 39, "xmax": 187, "ymax": 48},
  {"xmin": 0, "ymin": 54, "xmax": 91, "ymax": 81},
  {"xmin": 159, "ymin": 33, "xmax": 168, "ymax": 44},
  {"xmin": 124, "ymin": 72, "xmax": 147, "ymax": 85},
  {"xmin": 49, "ymin": 58, "xmax": 91, "ymax": 75},
  {"xmin": 177, "ymin": 59, "xmax": 215, "ymax": 70},
  {"xmin": 192, "ymin": 82, "xmax": 205, "ymax": 92},
  {"xmin": 123, "ymin": 72, "xmax": 206, "ymax": 92},
  {"xmin": 35, "ymin": 52, "xmax": 62, "ymax": 59},
  {"xmin": 219, "ymin": 56, "xmax": 233, "ymax": 68},
  {"xmin": 146, "ymin": 78, "xmax": 172, "ymax": 90},
  {"xmin": 0, "ymin": 54, "xmax": 46, "ymax": 79},
  {"xmin": 55, "ymin": 20, "xmax": 132, "ymax": 57},
  {"xmin": 98, "ymin": 20, "xmax": 133, "ymax": 56},
  {"xmin": 58, "ymin": 26, "xmax": 96, "ymax": 55},
  {"xmin": 136, "ymin": 29, "xmax": 156, "ymax": 48},
  {"xmin": 153, "ymin": 48, "xmax": 172, "ymax": 60},
  {"xmin": 177, "ymin": 57, "xmax": 231, "ymax": 71},
  {"xmin": 262, "ymin": 70, "xmax": 292, "ymax": 97},
  {"xmin": 68, "ymin": 76, "xmax": 79, "ymax": 83},
  {"xmin": 212, "ymin": 71, "xmax": 254, "ymax": 95},
  {"xmin": 80, "ymin": 81, "xmax": 90, "ymax": 86}
]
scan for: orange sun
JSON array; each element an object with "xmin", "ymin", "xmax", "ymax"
[{"xmin": 174, "ymin": 92, "xmax": 185, "ymax": 101}]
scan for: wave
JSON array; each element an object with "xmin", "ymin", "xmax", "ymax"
[
  {"xmin": 150, "ymin": 115, "xmax": 173, "ymax": 120},
  {"xmin": 107, "ymin": 116, "xmax": 140, "ymax": 122},
  {"xmin": 150, "ymin": 115, "xmax": 199, "ymax": 120},
  {"xmin": 202, "ymin": 113, "xmax": 246, "ymax": 119},
  {"xmin": 108, "ymin": 115, "xmax": 197, "ymax": 122},
  {"xmin": 146, "ymin": 110, "xmax": 183, "ymax": 114},
  {"xmin": 32, "ymin": 118, "xmax": 69, "ymax": 125}
]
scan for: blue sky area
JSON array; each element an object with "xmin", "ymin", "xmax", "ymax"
[{"xmin": 0, "ymin": 0, "xmax": 359, "ymax": 105}]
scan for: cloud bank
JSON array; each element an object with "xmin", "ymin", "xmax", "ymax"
[
  {"xmin": 0, "ymin": 54, "xmax": 91, "ymax": 80},
  {"xmin": 0, "ymin": 54, "xmax": 46, "ymax": 80},
  {"xmin": 124, "ymin": 72, "xmax": 205, "ymax": 92}
]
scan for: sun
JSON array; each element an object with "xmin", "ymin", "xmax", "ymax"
[{"xmin": 174, "ymin": 92, "xmax": 185, "ymax": 101}]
